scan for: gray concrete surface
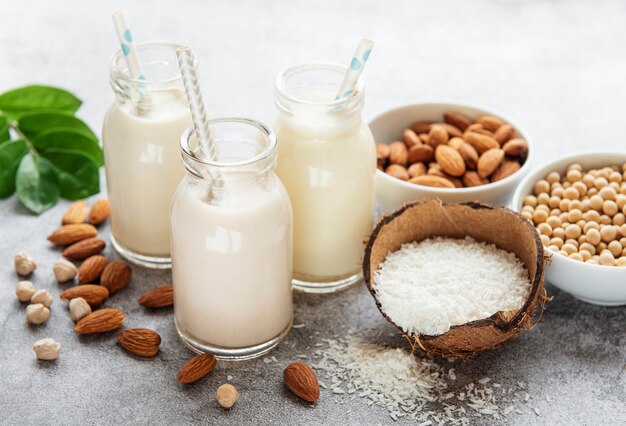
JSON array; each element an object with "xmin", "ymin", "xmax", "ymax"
[{"xmin": 1, "ymin": 0, "xmax": 625, "ymax": 424}]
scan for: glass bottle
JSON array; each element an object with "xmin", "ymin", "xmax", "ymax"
[
  {"xmin": 172, "ymin": 118, "xmax": 293, "ymax": 360},
  {"xmin": 274, "ymin": 62, "xmax": 376, "ymax": 293},
  {"xmin": 103, "ymin": 41, "xmax": 192, "ymax": 268}
]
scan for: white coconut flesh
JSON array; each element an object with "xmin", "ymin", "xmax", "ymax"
[{"xmin": 373, "ymin": 236, "xmax": 532, "ymax": 336}]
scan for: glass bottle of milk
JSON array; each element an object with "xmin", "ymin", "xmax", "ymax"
[
  {"xmin": 102, "ymin": 41, "xmax": 192, "ymax": 268},
  {"xmin": 171, "ymin": 118, "xmax": 293, "ymax": 359},
  {"xmin": 274, "ymin": 63, "xmax": 376, "ymax": 293}
]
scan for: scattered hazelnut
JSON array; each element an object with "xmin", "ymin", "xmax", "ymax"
[
  {"xmin": 15, "ymin": 281, "xmax": 36, "ymax": 302},
  {"xmin": 14, "ymin": 252, "xmax": 37, "ymax": 276},
  {"xmin": 32, "ymin": 338, "xmax": 60, "ymax": 361},
  {"xmin": 26, "ymin": 303, "xmax": 50, "ymax": 325},
  {"xmin": 53, "ymin": 258, "xmax": 78, "ymax": 282},
  {"xmin": 216, "ymin": 383, "xmax": 239, "ymax": 409},
  {"xmin": 31, "ymin": 289, "xmax": 53, "ymax": 307},
  {"xmin": 69, "ymin": 297, "xmax": 91, "ymax": 322}
]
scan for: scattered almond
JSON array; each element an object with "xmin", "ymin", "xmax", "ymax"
[
  {"xmin": 60, "ymin": 284, "xmax": 109, "ymax": 308},
  {"xmin": 62, "ymin": 201, "xmax": 88, "ymax": 225},
  {"xmin": 78, "ymin": 255, "xmax": 109, "ymax": 284},
  {"xmin": 138, "ymin": 285, "xmax": 174, "ymax": 308},
  {"xmin": 75, "ymin": 308, "xmax": 124, "ymax": 334},
  {"xmin": 408, "ymin": 175, "xmax": 455, "ymax": 189},
  {"xmin": 283, "ymin": 362, "xmax": 320, "ymax": 403},
  {"xmin": 100, "ymin": 261, "xmax": 132, "ymax": 295},
  {"xmin": 435, "ymin": 145, "xmax": 466, "ymax": 177},
  {"xmin": 62, "ymin": 237, "xmax": 106, "ymax": 261},
  {"xmin": 89, "ymin": 199, "xmax": 110, "ymax": 225},
  {"xmin": 117, "ymin": 328, "xmax": 161, "ymax": 357},
  {"xmin": 177, "ymin": 354, "xmax": 217, "ymax": 384},
  {"xmin": 48, "ymin": 224, "xmax": 97, "ymax": 246},
  {"xmin": 477, "ymin": 148, "xmax": 505, "ymax": 178}
]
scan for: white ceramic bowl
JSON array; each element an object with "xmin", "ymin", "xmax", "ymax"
[
  {"xmin": 512, "ymin": 151, "xmax": 626, "ymax": 306},
  {"xmin": 369, "ymin": 103, "xmax": 533, "ymax": 212}
]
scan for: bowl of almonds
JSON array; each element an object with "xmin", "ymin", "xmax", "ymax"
[
  {"xmin": 369, "ymin": 103, "xmax": 532, "ymax": 212},
  {"xmin": 512, "ymin": 152, "xmax": 626, "ymax": 306}
]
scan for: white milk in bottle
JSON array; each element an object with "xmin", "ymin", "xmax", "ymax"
[
  {"xmin": 274, "ymin": 63, "xmax": 376, "ymax": 293},
  {"xmin": 103, "ymin": 41, "xmax": 192, "ymax": 268},
  {"xmin": 171, "ymin": 120, "xmax": 293, "ymax": 360}
]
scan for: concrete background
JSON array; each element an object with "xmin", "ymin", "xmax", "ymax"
[{"xmin": 0, "ymin": 0, "xmax": 625, "ymax": 424}]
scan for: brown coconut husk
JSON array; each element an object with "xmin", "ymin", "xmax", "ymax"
[{"xmin": 363, "ymin": 198, "xmax": 548, "ymax": 359}]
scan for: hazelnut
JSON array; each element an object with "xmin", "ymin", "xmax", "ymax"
[
  {"xmin": 14, "ymin": 252, "xmax": 37, "ymax": 276},
  {"xmin": 69, "ymin": 297, "xmax": 91, "ymax": 322},
  {"xmin": 26, "ymin": 303, "xmax": 50, "ymax": 325},
  {"xmin": 53, "ymin": 259, "xmax": 78, "ymax": 282},
  {"xmin": 16, "ymin": 281, "xmax": 36, "ymax": 302},
  {"xmin": 32, "ymin": 338, "xmax": 60, "ymax": 361},
  {"xmin": 31, "ymin": 289, "xmax": 53, "ymax": 308},
  {"xmin": 216, "ymin": 383, "xmax": 239, "ymax": 409}
]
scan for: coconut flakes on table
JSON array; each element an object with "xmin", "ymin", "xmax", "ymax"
[
  {"xmin": 373, "ymin": 236, "xmax": 531, "ymax": 336},
  {"xmin": 313, "ymin": 336, "xmax": 525, "ymax": 424}
]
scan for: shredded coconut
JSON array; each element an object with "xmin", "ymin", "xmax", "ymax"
[
  {"xmin": 373, "ymin": 237, "xmax": 531, "ymax": 336},
  {"xmin": 312, "ymin": 336, "xmax": 527, "ymax": 423}
]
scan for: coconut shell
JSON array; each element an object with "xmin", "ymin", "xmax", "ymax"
[{"xmin": 363, "ymin": 198, "xmax": 547, "ymax": 358}]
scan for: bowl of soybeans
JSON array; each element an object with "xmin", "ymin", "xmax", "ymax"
[
  {"xmin": 369, "ymin": 103, "xmax": 533, "ymax": 213},
  {"xmin": 512, "ymin": 152, "xmax": 626, "ymax": 306}
]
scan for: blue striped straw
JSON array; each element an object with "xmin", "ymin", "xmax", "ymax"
[
  {"xmin": 111, "ymin": 10, "xmax": 144, "ymax": 80},
  {"xmin": 336, "ymin": 39, "xmax": 375, "ymax": 100}
]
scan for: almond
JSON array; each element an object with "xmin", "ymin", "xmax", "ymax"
[
  {"xmin": 138, "ymin": 285, "xmax": 174, "ymax": 308},
  {"xmin": 408, "ymin": 175, "xmax": 455, "ymax": 189},
  {"xmin": 283, "ymin": 362, "xmax": 320, "ymax": 403},
  {"xmin": 75, "ymin": 308, "xmax": 124, "ymax": 334},
  {"xmin": 48, "ymin": 224, "xmax": 98, "ymax": 246},
  {"xmin": 60, "ymin": 284, "xmax": 109, "ymax": 308},
  {"xmin": 463, "ymin": 132, "xmax": 500, "ymax": 155},
  {"xmin": 440, "ymin": 123, "xmax": 463, "ymax": 138},
  {"xmin": 418, "ymin": 133, "xmax": 429, "ymax": 143},
  {"xmin": 493, "ymin": 124, "xmax": 515, "ymax": 145},
  {"xmin": 502, "ymin": 138, "xmax": 529, "ymax": 157},
  {"xmin": 463, "ymin": 171, "xmax": 489, "ymax": 187},
  {"xmin": 443, "ymin": 112, "xmax": 472, "ymax": 131},
  {"xmin": 376, "ymin": 144, "xmax": 390, "ymax": 162},
  {"xmin": 477, "ymin": 148, "xmax": 505, "ymax": 178},
  {"xmin": 408, "ymin": 163, "xmax": 426, "ymax": 178},
  {"xmin": 177, "ymin": 354, "xmax": 217, "ymax": 384},
  {"xmin": 427, "ymin": 163, "xmax": 446, "ymax": 177},
  {"xmin": 89, "ymin": 199, "xmax": 110, "ymax": 225},
  {"xmin": 491, "ymin": 159, "xmax": 521, "ymax": 182},
  {"xmin": 388, "ymin": 141, "xmax": 408, "ymax": 165},
  {"xmin": 476, "ymin": 115, "xmax": 504, "ymax": 132},
  {"xmin": 78, "ymin": 255, "xmax": 109, "ymax": 284},
  {"xmin": 459, "ymin": 142, "xmax": 479, "ymax": 170},
  {"xmin": 410, "ymin": 121, "xmax": 432, "ymax": 134},
  {"xmin": 408, "ymin": 144, "xmax": 434, "ymax": 164},
  {"xmin": 117, "ymin": 328, "xmax": 161, "ymax": 357},
  {"xmin": 402, "ymin": 129, "xmax": 421, "ymax": 147},
  {"xmin": 435, "ymin": 145, "xmax": 465, "ymax": 177},
  {"xmin": 447, "ymin": 137, "xmax": 465, "ymax": 151},
  {"xmin": 427, "ymin": 124, "xmax": 448, "ymax": 149},
  {"xmin": 62, "ymin": 237, "xmax": 106, "ymax": 260},
  {"xmin": 62, "ymin": 201, "xmax": 88, "ymax": 225},
  {"xmin": 385, "ymin": 164, "xmax": 409, "ymax": 181},
  {"xmin": 101, "ymin": 261, "xmax": 132, "ymax": 295}
]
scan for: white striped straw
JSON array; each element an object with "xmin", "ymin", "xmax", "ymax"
[
  {"xmin": 336, "ymin": 38, "xmax": 375, "ymax": 100},
  {"xmin": 175, "ymin": 46, "xmax": 216, "ymax": 161},
  {"xmin": 111, "ymin": 10, "xmax": 144, "ymax": 79}
]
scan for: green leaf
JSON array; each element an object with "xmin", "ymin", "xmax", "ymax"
[
  {"xmin": 0, "ymin": 140, "xmax": 28, "ymax": 198},
  {"xmin": 0, "ymin": 85, "xmax": 81, "ymax": 118},
  {"xmin": 41, "ymin": 148, "xmax": 100, "ymax": 200},
  {"xmin": 16, "ymin": 153, "xmax": 60, "ymax": 214},
  {"xmin": 17, "ymin": 111, "xmax": 97, "ymax": 142},
  {"xmin": 0, "ymin": 116, "xmax": 10, "ymax": 143},
  {"xmin": 32, "ymin": 128, "xmax": 103, "ymax": 167}
]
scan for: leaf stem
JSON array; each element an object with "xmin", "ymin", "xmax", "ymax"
[{"xmin": 4, "ymin": 115, "xmax": 38, "ymax": 157}]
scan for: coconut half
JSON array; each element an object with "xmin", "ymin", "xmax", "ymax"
[{"xmin": 363, "ymin": 198, "xmax": 547, "ymax": 358}]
